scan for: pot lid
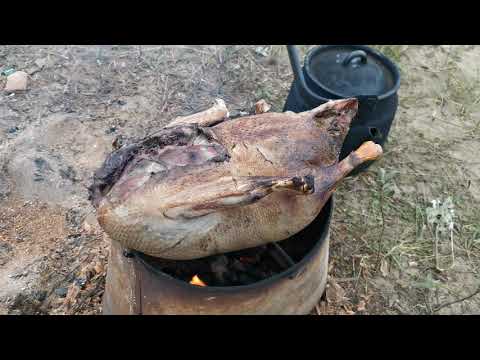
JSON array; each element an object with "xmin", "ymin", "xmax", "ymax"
[{"xmin": 305, "ymin": 45, "xmax": 400, "ymax": 99}]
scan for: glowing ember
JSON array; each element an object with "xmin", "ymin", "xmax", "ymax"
[
  {"xmin": 239, "ymin": 256, "xmax": 256, "ymax": 264},
  {"xmin": 190, "ymin": 275, "xmax": 207, "ymax": 287}
]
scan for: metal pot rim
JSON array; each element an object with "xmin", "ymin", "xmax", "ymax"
[
  {"xmin": 133, "ymin": 196, "xmax": 334, "ymax": 293},
  {"xmin": 304, "ymin": 45, "xmax": 401, "ymax": 101}
]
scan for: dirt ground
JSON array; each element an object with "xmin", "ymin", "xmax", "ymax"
[{"xmin": 0, "ymin": 45, "xmax": 479, "ymax": 315}]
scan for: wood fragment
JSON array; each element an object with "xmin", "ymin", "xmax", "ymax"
[
  {"xmin": 433, "ymin": 286, "xmax": 480, "ymax": 312},
  {"xmin": 255, "ymin": 99, "xmax": 271, "ymax": 114},
  {"xmin": 267, "ymin": 242, "xmax": 295, "ymax": 270},
  {"xmin": 166, "ymin": 98, "xmax": 229, "ymax": 128}
]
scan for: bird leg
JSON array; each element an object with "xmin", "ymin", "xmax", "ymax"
[{"xmin": 315, "ymin": 141, "xmax": 383, "ymax": 195}]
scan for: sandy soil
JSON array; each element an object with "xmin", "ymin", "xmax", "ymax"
[{"xmin": 0, "ymin": 45, "xmax": 479, "ymax": 315}]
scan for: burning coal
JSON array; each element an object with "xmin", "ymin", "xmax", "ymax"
[{"xmin": 190, "ymin": 275, "xmax": 207, "ymax": 287}]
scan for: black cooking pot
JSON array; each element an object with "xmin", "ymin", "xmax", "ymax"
[{"xmin": 284, "ymin": 45, "xmax": 400, "ymax": 175}]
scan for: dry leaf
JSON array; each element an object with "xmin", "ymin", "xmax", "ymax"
[
  {"xmin": 82, "ymin": 221, "xmax": 92, "ymax": 233},
  {"xmin": 357, "ymin": 300, "xmax": 366, "ymax": 312},
  {"xmin": 380, "ymin": 259, "xmax": 389, "ymax": 277},
  {"xmin": 94, "ymin": 262, "xmax": 104, "ymax": 275},
  {"xmin": 63, "ymin": 284, "xmax": 81, "ymax": 309},
  {"xmin": 254, "ymin": 99, "xmax": 271, "ymax": 114},
  {"xmin": 326, "ymin": 278, "xmax": 347, "ymax": 304},
  {"xmin": 80, "ymin": 264, "xmax": 95, "ymax": 281},
  {"xmin": 318, "ymin": 301, "xmax": 328, "ymax": 314}
]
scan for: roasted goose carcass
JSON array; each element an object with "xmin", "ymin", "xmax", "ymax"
[{"xmin": 89, "ymin": 98, "xmax": 382, "ymax": 260}]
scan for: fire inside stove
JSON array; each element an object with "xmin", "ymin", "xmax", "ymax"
[
  {"xmin": 190, "ymin": 275, "xmax": 206, "ymax": 287},
  {"xmin": 136, "ymin": 231, "xmax": 315, "ymax": 287}
]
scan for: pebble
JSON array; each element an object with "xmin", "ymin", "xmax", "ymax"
[
  {"xmin": 82, "ymin": 221, "xmax": 92, "ymax": 234},
  {"xmin": 94, "ymin": 262, "xmax": 104, "ymax": 274},
  {"xmin": 0, "ymin": 242, "xmax": 12, "ymax": 252},
  {"xmin": 34, "ymin": 58, "xmax": 47, "ymax": 69},
  {"xmin": 105, "ymin": 126, "xmax": 117, "ymax": 134},
  {"xmin": 54, "ymin": 287, "xmax": 68, "ymax": 298},
  {"xmin": 75, "ymin": 277, "xmax": 87, "ymax": 289},
  {"xmin": 34, "ymin": 291, "xmax": 47, "ymax": 302},
  {"xmin": 255, "ymin": 99, "xmax": 271, "ymax": 114},
  {"xmin": 9, "ymin": 270, "xmax": 29, "ymax": 279},
  {"xmin": 4, "ymin": 71, "xmax": 28, "ymax": 92}
]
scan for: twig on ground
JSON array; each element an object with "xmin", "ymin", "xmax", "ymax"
[
  {"xmin": 374, "ymin": 178, "xmax": 386, "ymax": 272},
  {"xmin": 433, "ymin": 286, "xmax": 480, "ymax": 312}
]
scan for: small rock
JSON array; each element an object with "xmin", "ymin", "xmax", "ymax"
[
  {"xmin": 229, "ymin": 110, "xmax": 250, "ymax": 118},
  {"xmin": 4, "ymin": 71, "xmax": 28, "ymax": 92},
  {"xmin": 255, "ymin": 99, "xmax": 271, "ymax": 114},
  {"xmin": 54, "ymin": 287, "xmax": 68, "ymax": 298},
  {"xmin": 325, "ymin": 278, "xmax": 348, "ymax": 304},
  {"xmin": 82, "ymin": 221, "xmax": 92, "ymax": 234},
  {"xmin": 254, "ymin": 46, "xmax": 270, "ymax": 57},
  {"xmin": 105, "ymin": 126, "xmax": 117, "ymax": 134},
  {"xmin": 34, "ymin": 58, "xmax": 47, "ymax": 69},
  {"xmin": 34, "ymin": 290, "xmax": 47, "ymax": 302},
  {"xmin": 66, "ymin": 234, "xmax": 83, "ymax": 246},
  {"xmin": 64, "ymin": 284, "xmax": 81, "ymax": 308},
  {"xmin": 262, "ymin": 56, "xmax": 279, "ymax": 66},
  {"xmin": 59, "ymin": 166, "xmax": 78, "ymax": 182},
  {"xmin": 26, "ymin": 67, "xmax": 39, "ymax": 75},
  {"xmin": 65, "ymin": 208, "xmax": 83, "ymax": 231},
  {"xmin": 0, "ymin": 242, "xmax": 12, "ymax": 253},
  {"xmin": 94, "ymin": 262, "xmax": 104, "ymax": 275},
  {"xmin": 11, "ymin": 270, "xmax": 30, "ymax": 278},
  {"xmin": 1, "ymin": 68, "xmax": 16, "ymax": 76},
  {"xmin": 75, "ymin": 277, "xmax": 87, "ymax": 289},
  {"xmin": 356, "ymin": 300, "xmax": 366, "ymax": 312},
  {"xmin": 380, "ymin": 259, "xmax": 389, "ymax": 277}
]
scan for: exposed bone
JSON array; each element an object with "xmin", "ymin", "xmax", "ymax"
[
  {"xmin": 166, "ymin": 98, "xmax": 229, "ymax": 128},
  {"xmin": 335, "ymin": 141, "xmax": 383, "ymax": 180},
  {"xmin": 254, "ymin": 99, "xmax": 271, "ymax": 114},
  {"xmin": 350, "ymin": 141, "xmax": 383, "ymax": 164}
]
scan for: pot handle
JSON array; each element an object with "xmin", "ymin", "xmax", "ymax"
[
  {"xmin": 342, "ymin": 50, "xmax": 368, "ymax": 66},
  {"xmin": 286, "ymin": 45, "xmax": 330, "ymax": 103},
  {"xmin": 356, "ymin": 94, "xmax": 379, "ymax": 110},
  {"xmin": 357, "ymin": 126, "xmax": 383, "ymax": 144}
]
